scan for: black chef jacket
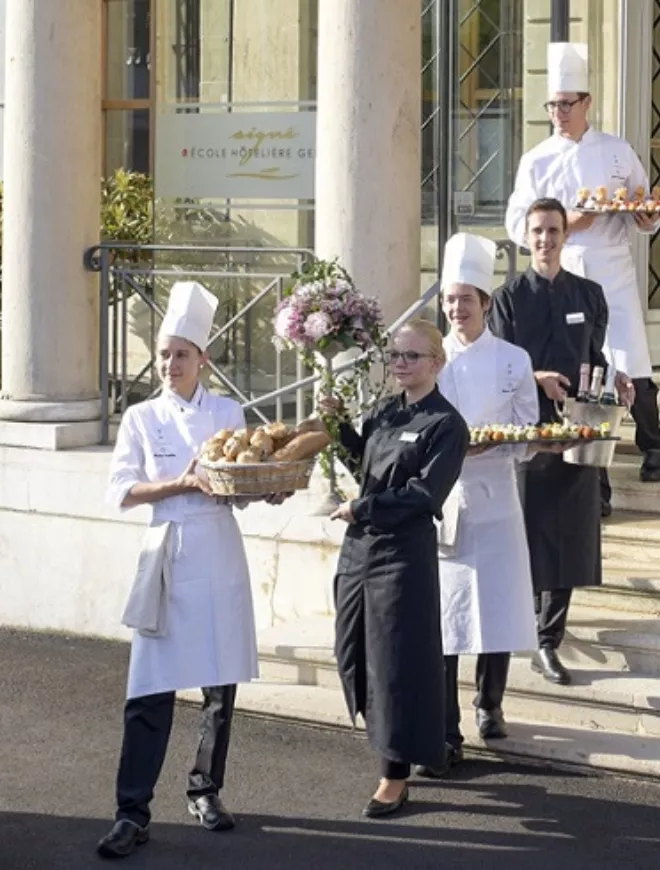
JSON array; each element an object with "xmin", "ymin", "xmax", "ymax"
[
  {"xmin": 489, "ymin": 267, "xmax": 609, "ymax": 422},
  {"xmin": 334, "ymin": 386, "xmax": 469, "ymax": 768},
  {"xmin": 488, "ymin": 267, "xmax": 606, "ymax": 592}
]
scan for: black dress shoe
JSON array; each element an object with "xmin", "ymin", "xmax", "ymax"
[
  {"xmin": 531, "ymin": 648, "xmax": 571, "ymax": 685},
  {"xmin": 601, "ymin": 499, "xmax": 612, "ymax": 519},
  {"xmin": 476, "ymin": 707, "xmax": 508, "ymax": 739},
  {"xmin": 640, "ymin": 452, "xmax": 660, "ymax": 482},
  {"xmin": 97, "ymin": 819, "xmax": 149, "ymax": 859},
  {"xmin": 362, "ymin": 784, "xmax": 409, "ymax": 819},
  {"xmin": 415, "ymin": 744, "xmax": 464, "ymax": 778},
  {"xmin": 188, "ymin": 794, "xmax": 235, "ymax": 831}
]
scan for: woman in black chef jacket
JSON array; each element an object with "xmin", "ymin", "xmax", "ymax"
[{"xmin": 323, "ymin": 319, "xmax": 469, "ymax": 818}]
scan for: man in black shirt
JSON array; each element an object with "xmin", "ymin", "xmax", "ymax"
[{"xmin": 489, "ymin": 198, "xmax": 634, "ymax": 684}]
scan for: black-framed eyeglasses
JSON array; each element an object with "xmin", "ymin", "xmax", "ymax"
[
  {"xmin": 543, "ymin": 97, "xmax": 584, "ymax": 114},
  {"xmin": 385, "ymin": 351, "xmax": 435, "ymax": 365}
]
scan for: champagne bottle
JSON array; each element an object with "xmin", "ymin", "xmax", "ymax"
[
  {"xmin": 587, "ymin": 366, "xmax": 604, "ymax": 403},
  {"xmin": 576, "ymin": 363, "xmax": 591, "ymax": 402},
  {"xmin": 600, "ymin": 365, "xmax": 618, "ymax": 406}
]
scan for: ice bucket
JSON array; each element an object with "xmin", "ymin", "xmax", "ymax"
[{"xmin": 555, "ymin": 399, "xmax": 627, "ymax": 468}]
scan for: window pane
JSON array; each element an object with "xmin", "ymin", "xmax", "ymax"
[
  {"xmin": 106, "ymin": 0, "xmax": 151, "ymax": 100},
  {"xmin": 105, "ymin": 109, "xmax": 150, "ymax": 174}
]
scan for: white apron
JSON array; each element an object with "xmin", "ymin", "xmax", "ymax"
[
  {"xmin": 561, "ymin": 245, "xmax": 651, "ymax": 379},
  {"xmin": 438, "ymin": 330, "xmax": 538, "ymax": 656},
  {"xmin": 506, "ymin": 127, "xmax": 654, "ymax": 379},
  {"xmin": 108, "ymin": 386, "xmax": 258, "ymax": 699}
]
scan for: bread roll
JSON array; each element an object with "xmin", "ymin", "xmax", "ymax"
[
  {"xmin": 272, "ymin": 431, "xmax": 331, "ymax": 461},
  {"xmin": 213, "ymin": 428, "xmax": 234, "ymax": 444},
  {"xmin": 264, "ymin": 421, "xmax": 290, "ymax": 441},
  {"xmin": 250, "ymin": 431, "xmax": 275, "ymax": 456},
  {"xmin": 203, "ymin": 443, "xmax": 225, "ymax": 462},
  {"xmin": 234, "ymin": 427, "xmax": 254, "ymax": 443},
  {"xmin": 236, "ymin": 449, "xmax": 262, "ymax": 464},
  {"xmin": 223, "ymin": 437, "xmax": 243, "ymax": 461}
]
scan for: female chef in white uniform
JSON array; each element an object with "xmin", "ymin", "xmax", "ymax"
[
  {"xmin": 417, "ymin": 234, "xmax": 538, "ymax": 778},
  {"xmin": 98, "ymin": 282, "xmax": 266, "ymax": 859}
]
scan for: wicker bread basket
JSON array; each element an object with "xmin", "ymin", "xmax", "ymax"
[{"xmin": 199, "ymin": 457, "xmax": 316, "ymax": 497}]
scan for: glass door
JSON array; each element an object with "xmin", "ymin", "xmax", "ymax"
[{"xmin": 422, "ymin": 0, "xmax": 523, "ymax": 302}]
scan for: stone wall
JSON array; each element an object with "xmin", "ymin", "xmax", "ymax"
[{"xmin": 0, "ymin": 446, "xmax": 345, "ymax": 638}]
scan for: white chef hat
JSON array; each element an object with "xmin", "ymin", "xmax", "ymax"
[
  {"xmin": 159, "ymin": 281, "xmax": 218, "ymax": 350},
  {"xmin": 547, "ymin": 42, "xmax": 589, "ymax": 94},
  {"xmin": 441, "ymin": 233, "xmax": 498, "ymax": 296}
]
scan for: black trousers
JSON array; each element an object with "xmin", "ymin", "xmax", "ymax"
[
  {"xmin": 116, "ymin": 684, "xmax": 236, "ymax": 827},
  {"xmin": 445, "ymin": 653, "xmax": 510, "ymax": 749},
  {"xmin": 535, "ymin": 590, "xmax": 572, "ymax": 650},
  {"xmin": 380, "ymin": 758, "xmax": 411, "ymax": 780},
  {"xmin": 631, "ymin": 378, "xmax": 660, "ymax": 453}
]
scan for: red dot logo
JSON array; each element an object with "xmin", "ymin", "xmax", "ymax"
[{"xmin": 181, "ymin": 148, "xmax": 188, "ymax": 157}]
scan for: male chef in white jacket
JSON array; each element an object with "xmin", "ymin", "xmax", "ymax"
[
  {"xmin": 506, "ymin": 42, "xmax": 660, "ymax": 507},
  {"xmin": 415, "ymin": 234, "xmax": 538, "ymax": 778}
]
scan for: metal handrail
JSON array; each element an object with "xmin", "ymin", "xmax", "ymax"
[
  {"xmin": 86, "ymin": 238, "xmax": 517, "ymax": 440},
  {"xmin": 87, "ymin": 242, "xmax": 315, "ymax": 442}
]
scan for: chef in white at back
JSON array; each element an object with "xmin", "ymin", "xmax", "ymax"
[
  {"xmin": 506, "ymin": 41, "xmax": 660, "ymax": 504},
  {"xmin": 97, "ymin": 281, "xmax": 277, "ymax": 860},
  {"xmin": 416, "ymin": 234, "xmax": 538, "ymax": 780}
]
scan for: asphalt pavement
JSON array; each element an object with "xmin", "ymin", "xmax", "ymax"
[{"xmin": 1, "ymin": 627, "xmax": 660, "ymax": 870}]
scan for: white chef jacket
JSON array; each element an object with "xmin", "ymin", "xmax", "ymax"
[
  {"xmin": 437, "ymin": 329, "xmax": 538, "ymax": 656},
  {"xmin": 505, "ymin": 128, "xmax": 654, "ymax": 378},
  {"xmin": 108, "ymin": 385, "xmax": 258, "ymax": 699}
]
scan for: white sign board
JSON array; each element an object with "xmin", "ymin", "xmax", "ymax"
[{"xmin": 155, "ymin": 111, "xmax": 316, "ymax": 200}]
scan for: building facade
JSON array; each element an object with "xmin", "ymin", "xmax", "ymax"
[
  {"xmin": 92, "ymin": 1, "xmax": 660, "ymax": 367},
  {"xmin": 1, "ymin": 0, "xmax": 660, "ymax": 450}
]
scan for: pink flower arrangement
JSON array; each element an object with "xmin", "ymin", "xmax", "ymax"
[{"xmin": 273, "ymin": 260, "xmax": 385, "ymax": 356}]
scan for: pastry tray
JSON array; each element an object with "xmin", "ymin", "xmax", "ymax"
[
  {"xmin": 575, "ymin": 206, "xmax": 653, "ymax": 215},
  {"xmin": 469, "ymin": 435, "xmax": 621, "ymax": 449}
]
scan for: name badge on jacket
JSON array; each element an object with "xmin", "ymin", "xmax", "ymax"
[
  {"xmin": 566, "ymin": 312, "xmax": 585, "ymax": 325},
  {"xmin": 399, "ymin": 432, "xmax": 419, "ymax": 443}
]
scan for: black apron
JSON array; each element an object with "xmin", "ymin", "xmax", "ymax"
[
  {"xmin": 520, "ymin": 454, "xmax": 601, "ymax": 591},
  {"xmin": 334, "ymin": 387, "xmax": 468, "ymax": 769}
]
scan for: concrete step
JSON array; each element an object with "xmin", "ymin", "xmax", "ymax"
[
  {"xmin": 222, "ymin": 682, "xmax": 660, "ymax": 779},
  {"xmin": 574, "ymin": 575, "xmax": 660, "ymax": 615},
  {"xmin": 256, "ymin": 613, "xmax": 660, "ymax": 714},
  {"xmin": 602, "ymin": 510, "xmax": 660, "ymax": 573},
  {"xmin": 609, "ymin": 456, "xmax": 660, "ymax": 513},
  {"xmin": 209, "ymin": 614, "xmax": 660, "ymax": 778}
]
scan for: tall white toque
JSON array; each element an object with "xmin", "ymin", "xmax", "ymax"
[
  {"xmin": 547, "ymin": 42, "xmax": 589, "ymax": 95},
  {"xmin": 159, "ymin": 281, "xmax": 219, "ymax": 350},
  {"xmin": 441, "ymin": 233, "xmax": 498, "ymax": 296}
]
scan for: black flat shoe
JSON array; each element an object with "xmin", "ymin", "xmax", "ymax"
[
  {"xmin": 415, "ymin": 744, "xmax": 464, "ymax": 778},
  {"xmin": 476, "ymin": 707, "xmax": 508, "ymax": 739},
  {"xmin": 362, "ymin": 784, "xmax": 409, "ymax": 819},
  {"xmin": 97, "ymin": 819, "xmax": 149, "ymax": 859},
  {"xmin": 531, "ymin": 648, "xmax": 571, "ymax": 685},
  {"xmin": 188, "ymin": 794, "xmax": 235, "ymax": 831}
]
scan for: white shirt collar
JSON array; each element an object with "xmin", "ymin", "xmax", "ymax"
[
  {"xmin": 162, "ymin": 382, "xmax": 205, "ymax": 412},
  {"xmin": 445, "ymin": 326, "xmax": 492, "ymax": 356}
]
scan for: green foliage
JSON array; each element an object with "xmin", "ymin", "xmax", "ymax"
[{"xmin": 100, "ymin": 169, "xmax": 154, "ymax": 255}]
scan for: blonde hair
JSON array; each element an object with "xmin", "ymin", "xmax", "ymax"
[{"xmin": 396, "ymin": 319, "xmax": 446, "ymax": 365}]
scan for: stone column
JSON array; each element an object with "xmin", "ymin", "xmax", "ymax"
[
  {"xmin": 0, "ymin": 0, "xmax": 102, "ymax": 448},
  {"xmin": 314, "ymin": 0, "xmax": 421, "ymax": 327}
]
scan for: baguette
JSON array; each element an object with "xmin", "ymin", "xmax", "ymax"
[
  {"xmin": 272, "ymin": 431, "xmax": 331, "ymax": 462},
  {"xmin": 294, "ymin": 417, "xmax": 326, "ymax": 435}
]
